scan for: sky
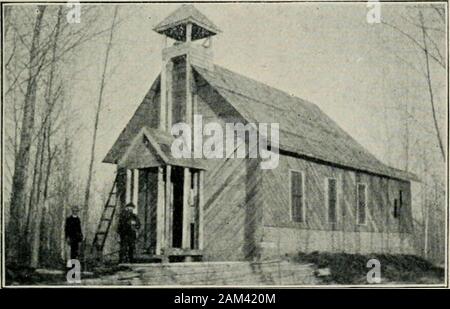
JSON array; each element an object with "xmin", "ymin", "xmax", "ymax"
[{"xmin": 59, "ymin": 2, "xmax": 446, "ymax": 204}]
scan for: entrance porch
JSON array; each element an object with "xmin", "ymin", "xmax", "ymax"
[
  {"xmin": 112, "ymin": 127, "xmax": 206, "ymax": 262},
  {"xmin": 119, "ymin": 165, "xmax": 204, "ymax": 262}
]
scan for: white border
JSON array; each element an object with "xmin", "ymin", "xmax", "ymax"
[{"xmin": 1, "ymin": 0, "xmax": 447, "ymax": 290}]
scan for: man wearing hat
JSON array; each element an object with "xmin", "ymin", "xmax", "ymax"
[
  {"xmin": 65, "ymin": 205, "xmax": 83, "ymax": 260},
  {"xmin": 118, "ymin": 203, "xmax": 141, "ymax": 263}
]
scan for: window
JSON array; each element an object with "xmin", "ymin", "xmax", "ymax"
[
  {"xmin": 356, "ymin": 183, "xmax": 367, "ymax": 225},
  {"xmin": 290, "ymin": 170, "xmax": 305, "ymax": 222},
  {"xmin": 393, "ymin": 199, "xmax": 399, "ymax": 218},
  {"xmin": 327, "ymin": 178, "xmax": 338, "ymax": 223},
  {"xmin": 394, "ymin": 190, "xmax": 403, "ymax": 219}
]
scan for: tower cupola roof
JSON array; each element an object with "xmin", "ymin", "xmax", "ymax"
[{"xmin": 153, "ymin": 5, "xmax": 221, "ymax": 41}]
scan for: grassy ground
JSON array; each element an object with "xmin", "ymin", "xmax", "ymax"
[
  {"xmin": 5, "ymin": 261, "xmax": 131, "ymax": 285},
  {"xmin": 6, "ymin": 264, "xmax": 68, "ymax": 285},
  {"xmin": 294, "ymin": 251, "xmax": 445, "ymax": 285},
  {"xmin": 7, "ymin": 253, "xmax": 445, "ymax": 286}
]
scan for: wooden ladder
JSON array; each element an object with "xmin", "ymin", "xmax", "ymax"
[{"xmin": 92, "ymin": 175, "xmax": 119, "ymax": 255}]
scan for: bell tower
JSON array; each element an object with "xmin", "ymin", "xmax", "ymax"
[{"xmin": 153, "ymin": 5, "xmax": 221, "ymax": 131}]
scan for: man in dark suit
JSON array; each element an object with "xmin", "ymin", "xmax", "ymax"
[
  {"xmin": 118, "ymin": 203, "xmax": 141, "ymax": 263},
  {"xmin": 65, "ymin": 206, "xmax": 83, "ymax": 260}
]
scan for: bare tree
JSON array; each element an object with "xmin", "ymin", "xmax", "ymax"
[
  {"xmin": 7, "ymin": 5, "xmax": 47, "ymax": 265},
  {"xmin": 418, "ymin": 11, "xmax": 445, "ymax": 162},
  {"xmin": 381, "ymin": 5, "xmax": 446, "ymax": 263},
  {"xmin": 382, "ymin": 7, "xmax": 446, "ymax": 162},
  {"xmin": 83, "ymin": 6, "xmax": 120, "ymax": 233},
  {"xmin": 29, "ymin": 7, "xmax": 64, "ymax": 268},
  {"xmin": 5, "ymin": 4, "xmax": 121, "ymax": 268}
]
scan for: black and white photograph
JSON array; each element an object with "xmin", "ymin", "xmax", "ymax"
[{"xmin": 1, "ymin": 0, "xmax": 448, "ymax": 289}]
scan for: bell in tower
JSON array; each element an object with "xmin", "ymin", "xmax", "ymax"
[{"xmin": 154, "ymin": 5, "xmax": 221, "ymax": 131}]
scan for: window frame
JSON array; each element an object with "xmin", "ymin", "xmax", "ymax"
[
  {"xmin": 289, "ymin": 169, "xmax": 306, "ymax": 223},
  {"xmin": 356, "ymin": 182, "xmax": 368, "ymax": 226},
  {"xmin": 393, "ymin": 190, "xmax": 403, "ymax": 219},
  {"xmin": 325, "ymin": 177, "xmax": 339, "ymax": 224}
]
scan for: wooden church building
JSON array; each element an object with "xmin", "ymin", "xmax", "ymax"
[{"xmin": 95, "ymin": 5, "xmax": 418, "ymax": 262}]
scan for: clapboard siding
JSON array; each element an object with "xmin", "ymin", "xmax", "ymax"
[
  {"xmin": 260, "ymin": 153, "xmax": 415, "ymax": 256},
  {"xmin": 262, "ymin": 153, "xmax": 413, "ymax": 232}
]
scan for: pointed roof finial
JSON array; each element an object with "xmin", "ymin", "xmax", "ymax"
[{"xmin": 153, "ymin": 5, "xmax": 221, "ymax": 41}]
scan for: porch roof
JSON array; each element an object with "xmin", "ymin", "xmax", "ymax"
[{"xmin": 113, "ymin": 126, "xmax": 207, "ymax": 170}]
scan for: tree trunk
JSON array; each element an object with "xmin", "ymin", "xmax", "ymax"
[
  {"xmin": 7, "ymin": 5, "xmax": 46, "ymax": 265},
  {"xmin": 83, "ymin": 6, "xmax": 119, "ymax": 235},
  {"xmin": 28, "ymin": 7, "xmax": 64, "ymax": 268},
  {"xmin": 60, "ymin": 136, "xmax": 71, "ymax": 261},
  {"xmin": 419, "ymin": 12, "xmax": 445, "ymax": 161}
]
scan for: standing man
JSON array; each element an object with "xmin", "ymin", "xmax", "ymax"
[
  {"xmin": 65, "ymin": 205, "xmax": 83, "ymax": 260},
  {"xmin": 118, "ymin": 203, "xmax": 141, "ymax": 263}
]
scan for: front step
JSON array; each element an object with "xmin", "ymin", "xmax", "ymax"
[{"xmin": 81, "ymin": 260, "xmax": 320, "ymax": 286}]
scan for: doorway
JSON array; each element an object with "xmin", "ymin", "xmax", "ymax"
[
  {"xmin": 137, "ymin": 168, "xmax": 158, "ymax": 254},
  {"xmin": 171, "ymin": 166, "xmax": 184, "ymax": 248}
]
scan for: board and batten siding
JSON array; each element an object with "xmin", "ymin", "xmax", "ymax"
[{"xmin": 259, "ymin": 153, "xmax": 416, "ymax": 257}]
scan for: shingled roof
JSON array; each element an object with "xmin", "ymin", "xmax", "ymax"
[
  {"xmin": 103, "ymin": 63, "xmax": 417, "ymax": 182},
  {"xmin": 192, "ymin": 64, "xmax": 417, "ymax": 181}
]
